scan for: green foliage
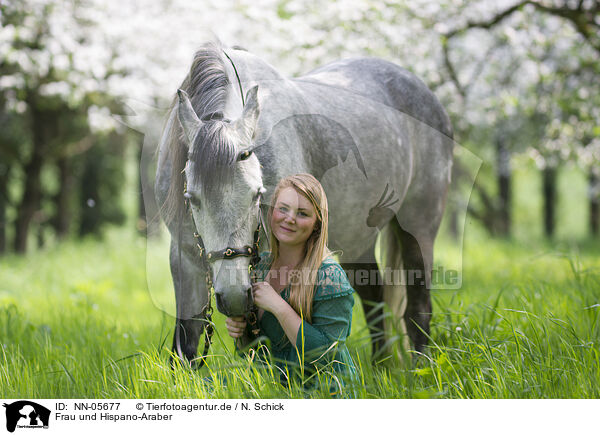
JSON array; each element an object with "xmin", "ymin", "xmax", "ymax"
[
  {"xmin": 0, "ymin": 0, "xmax": 132, "ymax": 252},
  {"xmin": 78, "ymin": 132, "xmax": 127, "ymax": 237},
  {"xmin": 1, "ymin": 226, "xmax": 598, "ymax": 398}
]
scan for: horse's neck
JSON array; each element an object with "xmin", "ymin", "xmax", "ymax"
[
  {"xmin": 222, "ymin": 48, "xmax": 284, "ymax": 118},
  {"xmin": 222, "ymin": 51, "xmax": 244, "ymax": 120},
  {"xmin": 226, "ymin": 49, "xmax": 283, "ymax": 83},
  {"xmin": 223, "ymin": 49, "xmax": 311, "ymax": 189}
]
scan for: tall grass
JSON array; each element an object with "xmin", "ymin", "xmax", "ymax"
[{"xmin": 1, "ymin": 226, "xmax": 599, "ymax": 398}]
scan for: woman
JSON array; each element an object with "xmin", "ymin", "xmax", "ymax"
[{"xmin": 225, "ymin": 173, "xmax": 356, "ymax": 393}]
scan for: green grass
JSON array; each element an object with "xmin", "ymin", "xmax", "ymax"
[{"xmin": 1, "ymin": 226, "xmax": 599, "ymax": 398}]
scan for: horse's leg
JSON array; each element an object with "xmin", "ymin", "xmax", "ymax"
[
  {"xmin": 169, "ymin": 237, "xmax": 209, "ymax": 364},
  {"xmin": 389, "ymin": 218, "xmax": 435, "ymax": 355},
  {"xmin": 341, "ymin": 247, "xmax": 386, "ymax": 359},
  {"xmin": 391, "ymin": 152, "xmax": 449, "ymax": 352},
  {"xmin": 390, "ymin": 209, "xmax": 439, "ymax": 358}
]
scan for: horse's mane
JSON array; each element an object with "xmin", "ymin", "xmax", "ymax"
[
  {"xmin": 162, "ymin": 41, "xmax": 231, "ymax": 226},
  {"xmin": 188, "ymin": 118, "xmax": 238, "ymax": 195}
]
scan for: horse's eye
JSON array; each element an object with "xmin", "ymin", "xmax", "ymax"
[
  {"xmin": 183, "ymin": 191, "xmax": 200, "ymax": 209},
  {"xmin": 239, "ymin": 150, "xmax": 253, "ymax": 161}
]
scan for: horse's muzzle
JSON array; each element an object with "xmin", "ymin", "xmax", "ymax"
[{"xmin": 214, "ymin": 286, "xmax": 253, "ymax": 317}]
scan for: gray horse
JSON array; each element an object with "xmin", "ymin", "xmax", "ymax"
[{"xmin": 155, "ymin": 42, "xmax": 453, "ymax": 362}]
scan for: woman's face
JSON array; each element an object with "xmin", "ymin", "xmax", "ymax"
[{"xmin": 271, "ymin": 187, "xmax": 318, "ymax": 248}]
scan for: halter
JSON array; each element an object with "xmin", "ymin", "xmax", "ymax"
[
  {"xmin": 186, "ymin": 184, "xmax": 263, "ymax": 279},
  {"xmin": 180, "ymin": 181, "xmax": 263, "ymax": 368}
]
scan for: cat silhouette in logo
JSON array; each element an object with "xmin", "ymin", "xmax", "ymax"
[{"xmin": 3, "ymin": 401, "xmax": 50, "ymax": 433}]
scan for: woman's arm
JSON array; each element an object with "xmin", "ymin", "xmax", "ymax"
[
  {"xmin": 271, "ymin": 298, "xmax": 303, "ymax": 347},
  {"xmin": 295, "ymin": 294, "xmax": 354, "ymax": 354},
  {"xmin": 294, "ymin": 262, "xmax": 355, "ymax": 356},
  {"xmin": 252, "ymin": 281, "xmax": 302, "ymax": 347},
  {"xmin": 252, "ymin": 279, "xmax": 354, "ymax": 353}
]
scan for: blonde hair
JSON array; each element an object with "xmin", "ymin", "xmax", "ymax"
[{"xmin": 267, "ymin": 173, "xmax": 331, "ymax": 322}]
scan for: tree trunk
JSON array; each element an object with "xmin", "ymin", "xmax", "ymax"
[
  {"xmin": 138, "ymin": 133, "xmax": 160, "ymax": 238},
  {"xmin": 53, "ymin": 157, "xmax": 74, "ymax": 238},
  {"xmin": 447, "ymin": 159, "xmax": 468, "ymax": 240},
  {"xmin": 36, "ymin": 223, "xmax": 45, "ymax": 248},
  {"xmin": 496, "ymin": 136, "xmax": 511, "ymax": 237},
  {"xmin": 14, "ymin": 95, "xmax": 54, "ymax": 254},
  {"xmin": 0, "ymin": 162, "xmax": 10, "ymax": 254},
  {"xmin": 78, "ymin": 147, "xmax": 100, "ymax": 237},
  {"xmin": 0, "ymin": 182, "xmax": 6, "ymax": 255},
  {"xmin": 543, "ymin": 166, "xmax": 557, "ymax": 238},
  {"xmin": 137, "ymin": 139, "xmax": 147, "ymax": 235},
  {"xmin": 14, "ymin": 127, "xmax": 45, "ymax": 253},
  {"xmin": 590, "ymin": 166, "xmax": 600, "ymax": 237}
]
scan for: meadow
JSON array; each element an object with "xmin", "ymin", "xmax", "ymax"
[
  {"xmin": 1, "ymin": 228, "xmax": 599, "ymax": 398},
  {"xmin": 1, "ymin": 163, "xmax": 599, "ymax": 399}
]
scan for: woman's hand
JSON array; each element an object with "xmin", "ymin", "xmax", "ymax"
[
  {"xmin": 252, "ymin": 281, "xmax": 284, "ymax": 314},
  {"xmin": 225, "ymin": 316, "xmax": 246, "ymax": 339}
]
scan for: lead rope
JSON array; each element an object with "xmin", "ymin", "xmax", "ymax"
[
  {"xmin": 247, "ymin": 204, "xmax": 263, "ymax": 339},
  {"xmin": 222, "ymin": 50, "xmax": 245, "ymax": 107},
  {"xmin": 193, "ymin": 229, "xmax": 214, "ymax": 369}
]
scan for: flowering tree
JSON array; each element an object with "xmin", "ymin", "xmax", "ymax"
[
  {"xmin": 2, "ymin": 0, "xmax": 597, "ymax": 253},
  {"xmin": 436, "ymin": 0, "xmax": 600, "ymax": 237},
  {"xmin": 0, "ymin": 0, "xmax": 129, "ymax": 252}
]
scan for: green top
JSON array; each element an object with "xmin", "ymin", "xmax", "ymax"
[{"xmin": 246, "ymin": 252, "xmax": 358, "ymax": 395}]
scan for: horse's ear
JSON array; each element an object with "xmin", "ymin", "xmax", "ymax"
[
  {"xmin": 176, "ymin": 89, "xmax": 202, "ymax": 147},
  {"xmin": 237, "ymin": 85, "xmax": 260, "ymax": 139}
]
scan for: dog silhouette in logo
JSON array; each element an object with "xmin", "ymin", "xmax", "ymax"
[{"xmin": 3, "ymin": 401, "xmax": 50, "ymax": 433}]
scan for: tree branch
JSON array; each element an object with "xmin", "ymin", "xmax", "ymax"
[
  {"xmin": 61, "ymin": 135, "xmax": 95, "ymax": 158},
  {"xmin": 444, "ymin": 1, "xmax": 531, "ymax": 39},
  {"xmin": 444, "ymin": 0, "xmax": 600, "ymax": 54},
  {"xmin": 529, "ymin": 1, "xmax": 600, "ymax": 53},
  {"xmin": 441, "ymin": 36, "xmax": 466, "ymax": 98}
]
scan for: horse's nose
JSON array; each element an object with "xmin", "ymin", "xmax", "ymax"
[
  {"xmin": 214, "ymin": 286, "xmax": 250, "ymax": 317},
  {"xmin": 215, "ymin": 292, "xmax": 227, "ymax": 315}
]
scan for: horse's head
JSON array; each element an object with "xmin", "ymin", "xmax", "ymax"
[{"xmin": 177, "ymin": 86, "xmax": 265, "ymax": 317}]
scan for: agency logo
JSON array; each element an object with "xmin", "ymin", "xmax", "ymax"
[{"xmin": 2, "ymin": 401, "xmax": 50, "ymax": 433}]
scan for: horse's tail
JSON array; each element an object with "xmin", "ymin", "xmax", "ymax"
[{"xmin": 378, "ymin": 218, "xmax": 411, "ymax": 362}]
